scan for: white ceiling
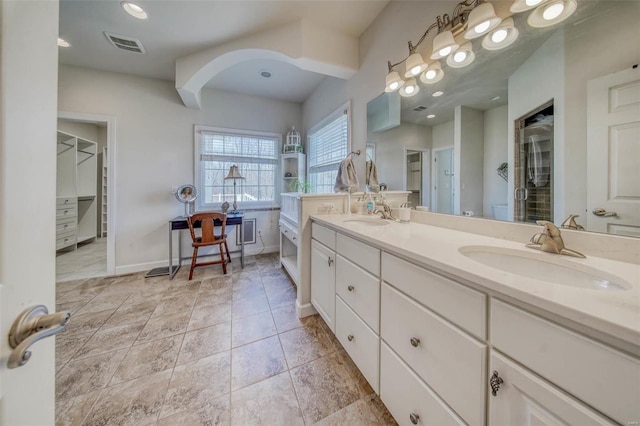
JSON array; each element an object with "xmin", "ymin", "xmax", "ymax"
[{"xmin": 58, "ymin": 0, "xmax": 389, "ymax": 103}]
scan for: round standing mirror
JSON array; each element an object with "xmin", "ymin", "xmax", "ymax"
[{"xmin": 175, "ymin": 184, "xmax": 197, "ymax": 216}]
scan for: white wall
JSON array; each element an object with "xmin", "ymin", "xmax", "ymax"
[
  {"xmin": 367, "ymin": 122, "xmax": 431, "ymax": 191},
  {"xmin": 432, "ymin": 120, "xmax": 454, "ymax": 151},
  {"xmin": 455, "ymin": 106, "xmax": 484, "ymax": 216},
  {"xmin": 58, "ymin": 65, "xmax": 302, "ymax": 273},
  {"xmin": 508, "ymin": 29, "xmax": 565, "ymax": 222},
  {"xmin": 483, "ymin": 105, "xmax": 508, "ymax": 217},
  {"xmin": 57, "ymin": 119, "xmax": 99, "ymax": 142}
]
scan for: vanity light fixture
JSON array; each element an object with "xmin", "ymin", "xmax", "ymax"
[
  {"xmin": 420, "ymin": 62, "xmax": 444, "ymax": 85},
  {"xmin": 57, "ymin": 38, "xmax": 70, "ymax": 47},
  {"xmin": 447, "ymin": 42, "xmax": 476, "ymax": 68},
  {"xmin": 482, "ymin": 17, "xmax": 519, "ymax": 50},
  {"xmin": 385, "ymin": 62, "xmax": 405, "ymax": 93},
  {"xmin": 464, "ymin": 2, "xmax": 502, "ymax": 39},
  {"xmin": 121, "ymin": 1, "xmax": 147, "ymax": 19},
  {"xmin": 527, "ymin": 0, "xmax": 577, "ymax": 27},
  {"xmin": 399, "ymin": 78, "xmax": 420, "ymax": 97},
  {"xmin": 383, "ymin": 0, "xmax": 578, "ymax": 95}
]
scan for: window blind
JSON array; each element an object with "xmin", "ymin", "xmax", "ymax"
[{"xmin": 308, "ymin": 106, "xmax": 349, "ymax": 193}]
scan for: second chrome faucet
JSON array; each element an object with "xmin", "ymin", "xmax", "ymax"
[{"xmin": 526, "ymin": 220, "xmax": 586, "ymax": 258}]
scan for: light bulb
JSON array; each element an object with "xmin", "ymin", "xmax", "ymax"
[
  {"xmin": 410, "ymin": 65, "xmax": 422, "ymax": 75},
  {"xmin": 432, "ymin": 91, "xmax": 444, "ymax": 97},
  {"xmin": 491, "ymin": 29, "xmax": 508, "ymax": 43},
  {"xmin": 424, "ymin": 70, "xmax": 437, "ymax": 80},
  {"xmin": 453, "ymin": 51, "xmax": 467, "ymax": 63},
  {"xmin": 121, "ymin": 1, "xmax": 147, "ymax": 19},
  {"xmin": 405, "ymin": 85, "xmax": 415, "ymax": 94},
  {"xmin": 543, "ymin": 2, "xmax": 564, "ymax": 20},
  {"xmin": 474, "ymin": 20, "xmax": 491, "ymax": 34},
  {"xmin": 438, "ymin": 46, "xmax": 452, "ymax": 57},
  {"xmin": 389, "ymin": 81, "xmax": 399, "ymax": 90},
  {"xmin": 526, "ymin": 0, "xmax": 543, "ymax": 6}
]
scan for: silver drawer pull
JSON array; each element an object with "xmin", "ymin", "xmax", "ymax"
[
  {"xmin": 409, "ymin": 413, "xmax": 420, "ymax": 424},
  {"xmin": 410, "ymin": 337, "xmax": 420, "ymax": 347},
  {"xmin": 490, "ymin": 370, "xmax": 504, "ymax": 396},
  {"xmin": 347, "ymin": 285, "xmax": 354, "ymax": 292},
  {"xmin": 347, "ymin": 334, "xmax": 354, "ymax": 342}
]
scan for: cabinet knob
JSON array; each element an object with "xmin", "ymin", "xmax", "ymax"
[
  {"xmin": 490, "ymin": 370, "xmax": 504, "ymax": 396},
  {"xmin": 347, "ymin": 285, "xmax": 354, "ymax": 292},
  {"xmin": 409, "ymin": 412, "xmax": 420, "ymax": 425},
  {"xmin": 292, "ymin": 237, "xmax": 296, "ymax": 241},
  {"xmin": 327, "ymin": 257, "xmax": 334, "ymax": 267},
  {"xmin": 410, "ymin": 337, "xmax": 420, "ymax": 347},
  {"xmin": 347, "ymin": 334, "xmax": 354, "ymax": 342}
]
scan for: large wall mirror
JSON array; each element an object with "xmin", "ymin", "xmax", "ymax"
[{"xmin": 367, "ymin": 0, "xmax": 639, "ymax": 238}]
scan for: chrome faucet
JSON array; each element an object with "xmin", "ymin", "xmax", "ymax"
[
  {"xmin": 373, "ymin": 195, "xmax": 396, "ymax": 220},
  {"xmin": 526, "ymin": 220, "xmax": 586, "ymax": 258}
]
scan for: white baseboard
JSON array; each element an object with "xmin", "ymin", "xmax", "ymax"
[
  {"xmin": 296, "ymin": 301, "xmax": 317, "ymax": 318},
  {"xmin": 244, "ymin": 244, "xmax": 279, "ymax": 256}
]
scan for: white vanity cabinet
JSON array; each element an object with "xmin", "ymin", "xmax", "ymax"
[{"xmin": 311, "ymin": 223, "xmax": 337, "ymax": 332}]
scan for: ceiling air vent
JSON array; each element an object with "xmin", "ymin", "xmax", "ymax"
[{"xmin": 104, "ymin": 32, "xmax": 146, "ymax": 54}]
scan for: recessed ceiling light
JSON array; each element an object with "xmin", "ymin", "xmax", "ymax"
[
  {"xmin": 57, "ymin": 38, "xmax": 70, "ymax": 48},
  {"xmin": 432, "ymin": 91, "xmax": 444, "ymax": 97},
  {"xmin": 121, "ymin": 2, "xmax": 147, "ymax": 19},
  {"xmin": 260, "ymin": 69, "xmax": 272, "ymax": 78},
  {"xmin": 427, "ymin": 114, "xmax": 436, "ymax": 119},
  {"xmin": 491, "ymin": 95, "xmax": 501, "ymax": 101}
]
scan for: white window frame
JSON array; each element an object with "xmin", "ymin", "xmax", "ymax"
[
  {"xmin": 307, "ymin": 101, "xmax": 352, "ymax": 194},
  {"xmin": 194, "ymin": 125, "xmax": 281, "ymax": 211}
]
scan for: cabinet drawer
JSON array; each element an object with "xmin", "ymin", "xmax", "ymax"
[
  {"xmin": 336, "ymin": 254, "xmax": 380, "ymax": 333},
  {"xmin": 56, "ymin": 232, "xmax": 76, "ymax": 249},
  {"xmin": 381, "ymin": 342, "xmax": 465, "ymax": 426},
  {"xmin": 337, "ymin": 233, "xmax": 380, "ymax": 276},
  {"xmin": 491, "ymin": 299, "xmax": 640, "ymax": 425},
  {"xmin": 312, "ymin": 223, "xmax": 336, "ymax": 251},
  {"xmin": 381, "ymin": 283, "xmax": 486, "ymax": 425},
  {"xmin": 57, "ymin": 197, "xmax": 77, "ymax": 206},
  {"xmin": 489, "ymin": 351, "xmax": 614, "ymax": 425},
  {"xmin": 382, "ymin": 253, "xmax": 486, "ymax": 339},
  {"xmin": 56, "ymin": 217, "xmax": 76, "ymax": 233},
  {"xmin": 335, "ymin": 296, "xmax": 379, "ymax": 393},
  {"xmin": 56, "ymin": 205, "xmax": 77, "ymax": 219}
]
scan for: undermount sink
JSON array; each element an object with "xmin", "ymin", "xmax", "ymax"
[
  {"xmin": 459, "ymin": 246, "xmax": 631, "ymax": 291},
  {"xmin": 344, "ymin": 217, "xmax": 390, "ymax": 227}
]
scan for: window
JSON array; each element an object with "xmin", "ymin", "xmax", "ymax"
[
  {"xmin": 308, "ymin": 102, "xmax": 351, "ymax": 193},
  {"xmin": 194, "ymin": 126, "xmax": 280, "ymax": 210}
]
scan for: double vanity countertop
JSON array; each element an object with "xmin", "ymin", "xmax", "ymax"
[{"xmin": 311, "ymin": 214, "xmax": 640, "ymax": 353}]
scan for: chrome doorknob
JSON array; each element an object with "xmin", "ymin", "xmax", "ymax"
[
  {"xmin": 8, "ymin": 305, "xmax": 71, "ymax": 369},
  {"xmin": 592, "ymin": 208, "xmax": 618, "ymax": 217}
]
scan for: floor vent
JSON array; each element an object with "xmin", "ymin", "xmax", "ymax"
[{"xmin": 104, "ymin": 32, "xmax": 146, "ymax": 54}]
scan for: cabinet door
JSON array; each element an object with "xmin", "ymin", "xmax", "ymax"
[
  {"xmin": 489, "ymin": 351, "xmax": 615, "ymax": 426},
  {"xmin": 311, "ymin": 239, "xmax": 336, "ymax": 332}
]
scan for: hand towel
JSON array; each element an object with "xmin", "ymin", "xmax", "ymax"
[
  {"xmin": 334, "ymin": 157, "xmax": 359, "ymax": 193},
  {"xmin": 366, "ymin": 159, "xmax": 380, "ymax": 192},
  {"xmin": 527, "ymin": 136, "xmax": 549, "ymax": 187}
]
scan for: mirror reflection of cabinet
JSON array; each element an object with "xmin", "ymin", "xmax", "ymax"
[{"xmin": 56, "ymin": 131, "xmax": 97, "ymax": 251}]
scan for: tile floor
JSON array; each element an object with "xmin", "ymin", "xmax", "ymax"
[
  {"xmin": 55, "ymin": 253, "xmax": 397, "ymax": 425},
  {"xmin": 57, "ymin": 238, "xmax": 107, "ymax": 283}
]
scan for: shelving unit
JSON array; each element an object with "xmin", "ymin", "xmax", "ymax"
[
  {"xmin": 100, "ymin": 147, "xmax": 108, "ymax": 238},
  {"xmin": 56, "ymin": 130, "xmax": 98, "ymax": 251},
  {"xmin": 282, "ymin": 152, "xmax": 306, "ymax": 192}
]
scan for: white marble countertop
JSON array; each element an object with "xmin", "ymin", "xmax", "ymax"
[{"xmin": 311, "ymin": 214, "xmax": 640, "ymax": 351}]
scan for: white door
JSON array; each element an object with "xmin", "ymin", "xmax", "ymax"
[
  {"xmin": 310, "ymin": 240, "xmax": 336, "ymax": 332},
  {"xmin": 587, "ymin": 66, "xmax": 640, "ymax": 236},
  {"xmin": 433, "ymin": 148, "xmax": 454, "ymax": 214},
  {"xmin": 1, "ymin": 1, "xmax": 60, "ymax": 424},
  {"xmin": 489, "ymin": 352, "xmax": 614, "ymax": 425}
]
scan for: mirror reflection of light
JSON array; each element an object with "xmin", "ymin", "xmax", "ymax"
[
  {"xmin": 439, "ymin": 46, "xmax": 452, "ymax": 57},
  {"xmin": 526, "ymin": 0, "xmax": 544, "ymax": 6},
  {"xmin": 424, "ymin": 70, "xmax": 437, "ymax": 80},
  {"xmin": 405, "ymin": 85, "xmax": 415, "ymax": 94},
  {"xmin": 491, "ymin": 29, "xmax": 508, "ymax": 43},
  {"xmin": 427, "ymin": 114, "xmax": 436, "ymax": 119},
  {"xmin": 453, "ymin": 51, "xmax": 467, "ymax": 63},
  {"xmin": 543, "ymin": 2, "xmax": 565, "ymax": 20},
  {"xmin": 432, "ymin": 91, "xmax": 444, "ymax": 97},
  {"xmin": 474, "ymin": 20, "xmax": 491, "ymax": 34},
  {"xmin": 389, "ymin": 82, "xmax": 399, "ymax": 90}
]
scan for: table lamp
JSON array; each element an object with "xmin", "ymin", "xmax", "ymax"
[{"xmin": 224, "ymin": 165, "xmax": 245, "ymax": 213}]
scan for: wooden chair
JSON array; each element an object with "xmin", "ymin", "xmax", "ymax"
[{"xmin": 187, "ymin": 212, "xmax": 231, "ymax": 280}]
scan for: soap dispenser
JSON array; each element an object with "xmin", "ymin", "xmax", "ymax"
[{"xmin": 365, "ymin": 193, "xmax": 375, "ymax": 215}]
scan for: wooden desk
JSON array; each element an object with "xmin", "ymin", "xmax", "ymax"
[{"xmin": 167, "ymin": 213, "xmax": 244, "ymax": 279}]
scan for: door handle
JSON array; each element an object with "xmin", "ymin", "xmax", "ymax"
[
  {"xmin": 592, "ymin": 208, "xmax": 618, "ymax": 217},
  {"xmin": 8, "ymin": 305, "xmax": 71, "ymax": 369}
]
